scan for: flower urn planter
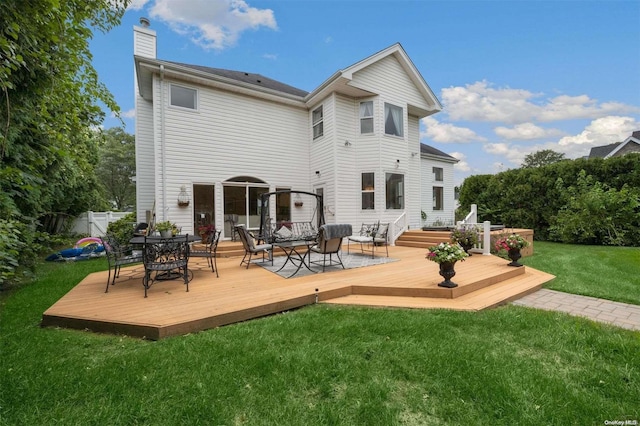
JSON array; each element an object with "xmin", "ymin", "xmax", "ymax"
[
  {"xmin": 460, "ymin": 242, "xmax": 474, "ymax": 256},
  {"xmin": 160, "ymin": 230, "xmax": 173, "ymax": 238},
  {"xmin": 438, "ymin": 261, "xmax": 458, "ymax": 288},
  {"xmin": 507, "ymin": 248, "xmax": 523, "ymax": 267}
]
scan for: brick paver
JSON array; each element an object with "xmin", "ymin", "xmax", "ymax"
[{"xmin": 512, "ymin": 289, "xmax": 640, "ymax": 331}]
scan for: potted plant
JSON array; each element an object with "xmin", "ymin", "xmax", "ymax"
[
  {"xmin": 156, "ymin": 221, "xmax": 177, "ymax": 238},
  {"xmin": 426, "ymin": 242, "xmax": 469, "ymax": 288},
  {"xmin": 450, "ymin": 224, "xmax": 480, "ymax": 255},
  {"xmin": 494, "ymin": 233, "xmax": 529, "ymax": 267},
  {"xmin": 198, "ymin": 224, "xmax": 216, "ymax": 243}
]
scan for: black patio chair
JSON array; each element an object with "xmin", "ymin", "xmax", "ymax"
[
  {"xmin": 142, "ymin": 234, "xmax": 190, "ymax": 297},
  {"xmin": 225, "ymin": 214, "xmax": 239, "ymax": 241},
  {"xmin": 235, "ymin": 225, "xmax": 273, "ymax": 269},
  {"xmin": 189, "ymin": 230, "xmax": 221, "ymax": 277},
  {"xmin": 100, "ymin": 233, "xmax": 144, "ymax": 293}
]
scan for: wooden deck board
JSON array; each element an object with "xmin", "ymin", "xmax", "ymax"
[{"xmin": 42, "ymin": 246, "xmax": 555, "ymax": 339}]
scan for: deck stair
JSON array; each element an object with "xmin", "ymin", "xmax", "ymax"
[{"xmin": 394, "ymin": 229, "xmax": 452, "ymax": 249}]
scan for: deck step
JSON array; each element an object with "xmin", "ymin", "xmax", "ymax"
[{"xmin": 322, "ymin": 267, "xmax": 553, "ymax": 311}]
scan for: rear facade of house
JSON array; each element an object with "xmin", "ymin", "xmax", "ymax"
[{"xmin": 133, "ymin": 21, "xmax": 457, "ymax": 242}]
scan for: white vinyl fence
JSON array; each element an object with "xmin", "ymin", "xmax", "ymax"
[{"xmin": 70, "ymin": 211, "xmax": 130, "ymax": 237}]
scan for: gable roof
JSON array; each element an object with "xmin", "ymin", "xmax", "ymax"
[
  {"xmin": 588, "ymin": 142, "xmax": 620, "ymax": 159},
  {"xmin": 606, "ymin": 131, "xmax": 640, "ymax": 158},
  {"xmin": 307, "ymin": 43, "xmax": 442, "ymax": 117},
  {"xmin": 164, "ymin": 61, "xmax": 309, "ymax": 97},
  {"xmin": 588, "ymin": 130, "xmax": 640, "ymax": 159},
  {"xmin": 421, "ymin": 143, "xmax": 458, "ymax": 163}
]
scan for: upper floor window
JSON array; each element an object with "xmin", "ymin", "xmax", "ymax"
[
  {"xmin": 433, "ymin": 167, "xmax": 443, "ymax": 182},
  {"xmin": 360, "ymin": 101, "xmax": 374, "ymax": 134},
  {"xmin": 361, "ymin": 172, "xmax": 375, "ymax": 210},
  {"xmin": 385, "ymin": 173, "xmax": 404, "ymax": 209},
  {"xmin": 170, "ymin": 84, "xmax": 197, "ymax": 110},
  {"xmin": 384, "ymin": 103, "xmax": 403, "ymax": 137},
  {"xmin": 312, "ymin": 106, "xmax": 323, "ymax": 139}
]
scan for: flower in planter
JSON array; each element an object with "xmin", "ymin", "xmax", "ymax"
[
  {"xmin": 198, "ymin": 224, "xmax": 216, "ymax": 238},
  {"xmin": 426, "ymin": 242, "xmax": 469, "ymax": 264},
  {"xmin": 495, "ymin": 233, "xmax": 529, "ymax": 251},
  {"xmin": 450, "ymin": 224, "xmax": 480, "ymax": 248}
]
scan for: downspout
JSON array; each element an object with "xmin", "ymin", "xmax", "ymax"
[{"xmin": 160, "ymin": 64, "xmax": 167, "ymax": 221}]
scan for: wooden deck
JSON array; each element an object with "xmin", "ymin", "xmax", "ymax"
[{"xmin": 41, "ymin": 245, "xmax": 555, "ymax": 340}]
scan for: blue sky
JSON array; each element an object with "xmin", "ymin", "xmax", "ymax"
[{"xmin": 91, "ymin": 0, "xmax": 640, "ymax": 185}]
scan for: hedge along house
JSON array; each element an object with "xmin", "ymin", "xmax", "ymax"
[{"xmin": 133, "ymin": 20, "xmax": 458, "ymax": 242}]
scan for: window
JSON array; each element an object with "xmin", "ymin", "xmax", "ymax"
[
  {"xmin": 433, "ymin": 187, "xmax": 443, "ymax": 211},
  {"xmin": 384, "ymin": 103, "xmax": 403, "ymax": 137},
  {"xmin": 433, "ymin": 167, "xmax": 443, "ymax": 182},
  {"xmin": 361, "ymin": 172, "xmax": 375, "ymax": 210},
  {"xmin": 360, "ymin": 101, "xmax": 374, "ymax": 134},
  {"xmin": 385, "ymin": 173, "xmax": 404, "ymax": 209},
  {"xmin": 312, "ymin": 106, "xmax": 323, "ymax": 139},
  {"xmin": 170, "ymin": 84, "xmax": 197, "ymax": 109}
]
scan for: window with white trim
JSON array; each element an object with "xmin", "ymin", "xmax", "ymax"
[
  {"xmin": 360, "ymin": 101, "xmax": 373, "ymax": 134},
  {"xmin": 361, "ymin": 172, "xmax": 375, "ymax": 210},
  {"xmin": 433, "ymin": 167, "xmax": 443, "ymax": 182},
  {"xmin": 384, "ymin": 102, "xmax": 403, "ymax": 137},
  {"xmin": 385, "ymin": 173, "xmax": 404, "ymax": 209},
  {"xmin": 312, "ymin": 106, "xmax": 323, "ymax": 139},
  {"xmin": 433, "ymin": 186, "xmax": 444, "ymax": 211},
  {"xmin": 170, "ymin": 84, "xmax": 197, "ymax": 109}
]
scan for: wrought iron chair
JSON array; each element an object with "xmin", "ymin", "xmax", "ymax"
[
  {"xmin": 310, "ymin": 224, "xmax": 352, "ymax": 272},
  {"xmin": 142, "ymin": 234, "xmax": 190, "ymax": 297},
  {"xmin": 189, "ymin": 230, "xmax": 221, "ymax": 277},
  {"xmin": 347, "ymin": 222, "xmax": 389, "ymax": 258},
  {"xmin": 225, "ymin": 214, "xmax": 239, "ymax": 241},
  {"xmin": 100, "ymin": 233, "xmax": 143, "ymax": 293},
  {"xmin": 235, "ymin": 225, "xmax": 273, "ymax": 269}
]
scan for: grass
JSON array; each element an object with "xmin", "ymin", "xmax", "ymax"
[
  {"xmin": 1, "ymin": 244, "xmax": 639, "ymax": 424},
  {"xmin": 526, "ymin": 241, "xmax": 640, "ymax": 305}
]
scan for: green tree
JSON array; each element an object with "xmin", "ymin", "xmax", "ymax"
[
  {"xmin": 96, "ymin": 128, "xmax": 136, "ymax": 211},
  {"xmin": 0, "ymin": 0, "xmax": 128, "ymax": 286},
  {"xmin": 521, "ymin": 149, "xmax": 566, "ymax": 168},
  {"xmin": 549, "ymin": 171, "xmax": 640, "ymax": 245}
]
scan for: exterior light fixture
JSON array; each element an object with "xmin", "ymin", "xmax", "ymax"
[{"xmin": 177, "ymin": 185, "xmax": 190, "ymax": 207}]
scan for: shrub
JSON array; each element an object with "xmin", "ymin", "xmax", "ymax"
[{"xmin": 106, "ymin": 212, "xmax": 137, "ymax": 245}]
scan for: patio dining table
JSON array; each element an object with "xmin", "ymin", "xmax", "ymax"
[
  {"xmin": 272, "ymin": 239, "xmax": 317, "ymax": 278},
  {"xmin": 130, "ymin": 234, "xmax": 200, "ymax": 283}
]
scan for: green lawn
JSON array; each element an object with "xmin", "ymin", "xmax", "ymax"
[
  {"xmin": 0, "ymin": 243, "xmax": 639, "ymax": 424},
  {"xmin": 526, "ymin": 241, "xmax": 640, "ymax": 305}
]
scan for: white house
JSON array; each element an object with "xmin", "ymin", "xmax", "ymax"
[{"xmin": 133, "ymin": 20, "xmax": 457, "ymax": 242}]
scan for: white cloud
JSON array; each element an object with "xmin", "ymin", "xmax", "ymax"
[
  {"xmin": 442, "ymin": 81, "xmax": 640, "ymax": 124},
  {"xmin": 421, "ymin": 116, "xmax": 487, "ymax": 143},
  {"xmin": 262, "ymin": 53, "xmax": 277, "ymax": 60},
  {"xmin": 127, "ymin": 0, "xmax": 151, "ymax": 10},
  {"xmin": 557, "ymin": 116, "xmax": 639, "ymax": 147},
  {"xmin": 148, "ymin": 0, "xmax": 277, "ymax": 50},
  {"xmin": 121, "ymin": 108, "xmax": 136, "ymax": 119},
  {"xmin": 494, "ymin": 123, "xmax": 565, "ymax": 140},
  {"xmin": 449, "ymin": 151, "xmax": 471, "ymax": 172}
]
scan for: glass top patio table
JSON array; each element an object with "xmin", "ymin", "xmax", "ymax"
[{"xmin": 272, "ymin": 240, "xmax": 316, "ymax": 278}]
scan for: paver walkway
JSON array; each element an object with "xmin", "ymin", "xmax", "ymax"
[{"xmin": 513, "ymin": 289, "xmax": 640, "ymax": 331}]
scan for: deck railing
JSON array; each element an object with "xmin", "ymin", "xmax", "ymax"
[
  {"xmin": 390, "ymin": 212, "xmax": 408, "ymax": 246},
  {"xmin": 457, "ymin": 204, "xmax": 491, "ymax": 255}
]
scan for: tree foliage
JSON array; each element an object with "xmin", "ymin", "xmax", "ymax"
[
  {"xmin": 457, "ymin": 154, "xmax": 640, "ymax": 245},
  {"xmin": 96, "ymin": 128, "xmax": 136, "ymax": 211},
  {"xmin": 521, "ymin": 149, "xmax": 566, "ymax": 168},
  {"xmin": 549, "ymin": 171, "xmax": 640, "ymax": 245},
  {"xmin": 0, "ymin": 0, "xmax": 129, "ymax": 288}
]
